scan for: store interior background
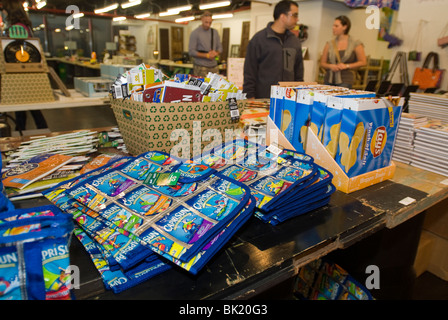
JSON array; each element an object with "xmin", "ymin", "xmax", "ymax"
[
  {"xmin": 22, "ymin": 0, "xmax": 448, "ymax": 89},
  {"xmin": 12, "ymin": 0, "xmax": 447, "ymax": 132}
]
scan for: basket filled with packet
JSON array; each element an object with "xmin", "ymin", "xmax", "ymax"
[{"xmin": 109, "ymin": 63, "xmax": 246, "ymax": 157}]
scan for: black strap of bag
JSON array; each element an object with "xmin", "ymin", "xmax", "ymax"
[
  {"xmin": 211, "ymin": 28, "xmax": 214, "ymax": 50},
  {"xmin": 422, "ymin": 52, "xmax": 440, "ymax": 71}
]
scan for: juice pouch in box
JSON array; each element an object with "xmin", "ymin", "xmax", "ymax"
[
  {"xmin": 335, "ymin": 97, "xmax": 403, "ymax": 178},
  {"xmin": 279, "ymin": 87, "xmax": 297, "ymax": 144},
  {"xmin": 292, "ymin": 89, "xmax": 314, "ymax": 153},
  {"xmin": 322, "ymin": 96, "xmax": 344, "ymax": 158}
]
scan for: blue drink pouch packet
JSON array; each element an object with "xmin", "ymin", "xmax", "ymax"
[{"xmin": 0, "ymin": 205, "xmax": 73, "ymax": 300}]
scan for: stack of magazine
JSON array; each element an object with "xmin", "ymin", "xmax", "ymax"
[
  {"xmin": 408, "ymin": 93, "xmax": 448, "ymax": 124},
  {"xmin": 392, "ymin": 113, "xmax": 428, "ymax": 164},
  {"xmin": 412, "ymin": 120, "xmax": 448, "ymax": 177}
]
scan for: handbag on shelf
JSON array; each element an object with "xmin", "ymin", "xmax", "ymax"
[
  {"xmin": 412, "ymin": 52, "xmax": 445, "ymax": 89},
  {"xmin": 438, "ymin": 23, "xmax": 448, "ymax": 48},
  {"xmin": 409, "ymin": 20, "xmax": 424, "ymax": 61}
]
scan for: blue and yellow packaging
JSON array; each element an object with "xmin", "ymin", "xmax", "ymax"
[
  {"xmin": 311, "ymin": 89, "xmax": 349, "ymax": 141},
  {"xmin": 335, "ymin": 97, "xmax": 403, "ymax": 178},
  {"xmin": 279, "ymin": 87, "xmax": 298, "ymax": 146},
  {"xmin": 292, "ymin": 89, "xmax": 314, "ymax": 153},
  {"xmin": 315, "ymin": 90, "xmax": 376, "ymax": 146},
  {"xmin": 270, "ymin": 85, "xmax": 286, "ymax": 128},
  {"xmin": 322, "ymin": 96, "xmax": 345, "ymax": 158}
]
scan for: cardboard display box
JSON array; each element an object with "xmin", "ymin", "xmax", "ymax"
[
  {"xmin": 267, "ymin": 82, "xmax": 399, "ymax": 193},
  {"xmin": 111, "ymin": 97, "xmax": 244, "ymax": 157},
  {"xmin": 267, "ymin": 116, "xmax": 396, "ymax": 194}
]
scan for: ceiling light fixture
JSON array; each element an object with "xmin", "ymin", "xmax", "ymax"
[
  {"xmin": 212, "ymin": 13, "xmax": 233, "ymax": 19},
  {"xmin": 160, "ymin": 4, "xmax": 193, "ymax": 16},
  {"xmin": 36, "ymin": 1, "xmax": 47, "ymax": 9},
  {"xmin": 168, "ymin": 5, "xmax": 192, "ymax": 12},
  {"xmin": 121, "ymin": 0, "xmax": 142, "ymax": 9},
  {"xmin": 159, "ymin": 10, "xmax": 178, "ymax": 17},
  {"xmin": 175, "ymin": 16, "xmax": 195, "ymax": 23},
  {"xmin": 94, "ymin": 3, "xmax": 119, "ymax": 14},
  {"xmin": 113, "ymin": 16, "xmax": 127, "ymax": 21},
  {"xmin": 73, "ymin": 13, "xmax": 84, "ymax": 19},
  {"xmin": 199, "ymin": 1, "xmax": 230, "ymax": 10},
  {"xmin": 134, "ymin": 13, "xmax": 151, "ymax": 19}
]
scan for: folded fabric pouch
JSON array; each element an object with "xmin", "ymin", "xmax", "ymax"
[
  {"xmin": 0, "ymin": 205, "xmax": 73, "ymax": 300},
  {"xmin": 45, "ymin": 150, "xmax": 254, "ymax": 279},
  {"xmin": 0, "ymin": 166, "xmax": 15, "ymax": 213},
  {"xmin": 44, "ymin": 184, "xmax": 167, "ymax": 274},
  {"xmin": 172, "ymin": 197, "xmax": 255, "ymax": 275},
  {"xmin": 295, "ymin": 258, "xmax": 374, "ymax": 300},
  {"xmin": 193, "ymin": 139, "xmax": 334, "ymax": 224},
  {"xmin": 259, "ymin": 184, "xmax": 335, "ymax": 225},
  {"xmin": 261, "ymin": 165, "xmax": 333, "ymax": 212},
  {"xmin": 73, "ymin": 227, "xmax": 170, "ymax": 294},
  {"xmin": 65, "ymin": 151, "xmax": 253, "ymax": 263}
]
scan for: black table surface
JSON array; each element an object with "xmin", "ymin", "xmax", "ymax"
[{"xmin": 15, "ymin": 178, "xmax": 428, "ymax": 300}]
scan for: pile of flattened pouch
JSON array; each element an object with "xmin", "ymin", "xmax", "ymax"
[{"xmin": 43, "ymin": 139, "xmax": 335, "ymax": 294}]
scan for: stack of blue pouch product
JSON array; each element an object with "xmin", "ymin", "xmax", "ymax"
[
  {"xmin": 44, "ymin": 150, "xmax": 255, "ymax": 293},
  {"xmin": 42, "ymin": 141, "xmax": 336, "ymax": 294},
  {"xmin": 294, "ymin": 258, "xmax": 374, "ymax": 300},
  {"xmin": 195, "ymin": 139, "xmax": 336, "ymax": 225},
  {"xmin": 44, "ymin": 156, "xmax": 171, "ymax": 293},
  {"xmin": 0, "ymin": 205, "xmax": 73, "ymax": 300}
]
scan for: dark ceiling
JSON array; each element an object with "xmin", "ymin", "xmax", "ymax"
[{"xmin": 26, "ymin": 0, "xmax": 252, "ymax": 19}]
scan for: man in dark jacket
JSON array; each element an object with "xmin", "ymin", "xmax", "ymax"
[{"xmin": 243, "ymin": 0, "xmax": 304, "ymax": 99}]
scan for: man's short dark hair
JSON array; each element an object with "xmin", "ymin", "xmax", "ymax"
[
  {"xmin": 273, "ymin": 0, "xmax": 298, "ymax": 20},
  {"xmin": 202, "ymin": 10, "xmax": 212, "ymax": 18}
]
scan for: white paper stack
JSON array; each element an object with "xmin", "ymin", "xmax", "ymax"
[
  {"xmin": 8, "ymin": 130, "xmax": 99, "ymax": 164},
  {"xmin": 408, "ymin": 93, "xmax": 448, "ymax": 123},
  {"xmin": 392, "ymin": 113, "xmax": 428, "ymax": 164},
  {"xmin": 412, "ymin": 120, "xmax": 448, "ymax": 177}
]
